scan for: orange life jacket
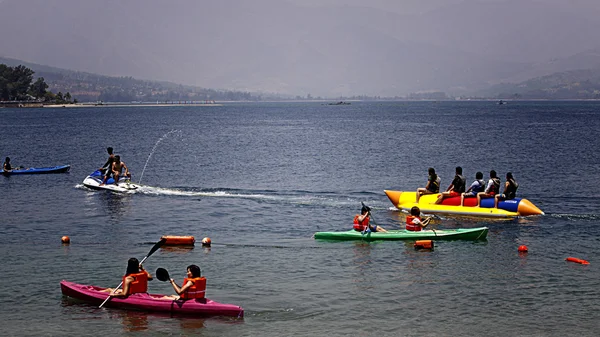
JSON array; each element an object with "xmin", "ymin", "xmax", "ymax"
[
  {"xmin": 123, "ymin": 271, "xmax": 149, "ymax": 295},
  {"xmin": 406, "ymin": 215, "xmax": 422, "ymax": 232},
  {"xmin": 180, "ymin": 277, "xmax": 207, "ymax": 299},
  {"xmin": 353, "ymin": 214, "xmax": 369, "ymax": 231}
]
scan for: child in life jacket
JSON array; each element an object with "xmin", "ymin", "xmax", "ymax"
[
  {"xmin": 169, "ymin": 264, "xmax": 207, "ymax": 300},
  {"xmin": 406, "ymin": 206, "xmax": 431, "ymax": 231},
  {"xmin": 104, "ymin": 257, "xmax": 153, "ymax": 297},
  {"xmin": 353, "ymin": 205, "xmax": 387, "ymax": 232}
]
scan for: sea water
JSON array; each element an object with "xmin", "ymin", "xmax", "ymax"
[{"xmin": 0, "ymin": 101, "xmax": 599, "ymax": 336}]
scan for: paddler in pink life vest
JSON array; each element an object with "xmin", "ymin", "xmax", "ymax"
[
  {"xmin": 405, "ymin": 206, "xmax": 431, "ymax": 231},
  {"xmin": 353, "ymin": 205, "xmax": 387, "ymax": 233}
]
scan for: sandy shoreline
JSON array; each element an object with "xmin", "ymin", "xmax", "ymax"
[{"xmin": 42, "ymin": 103, "xmax": 223, "ymax": 108}]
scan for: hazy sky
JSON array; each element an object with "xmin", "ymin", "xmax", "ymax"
[
  {"xmin": 291, "ymin": 0, "xmax": 500, "ymax": 14},
  {"xmin": 1, "ymin": 0, "xmax": 599, "ymax": 96}
]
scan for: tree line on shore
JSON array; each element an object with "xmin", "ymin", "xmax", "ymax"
[{"xmin": 0, "ymin": 64, "xmax": 76, "ymax": 103}]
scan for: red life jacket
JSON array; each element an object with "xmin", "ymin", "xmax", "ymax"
[
  {"xmin": 406, "ymin": 215, "xmax": 422, "ymax": 231},
  {"xmin": 122, "ymin": 271, "xmax": 149, "ymax": 295},
  {"xmin": 180, "ymin": 277, "xmax": 207, "ymax": 299},
  {"xmin": 353, "ymin": 214, "xmax": 369, "ymax": 231}
]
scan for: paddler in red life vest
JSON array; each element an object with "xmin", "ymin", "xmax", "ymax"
[
  {"xmin": 476, "ymin": 170, "xmax": 501, "ymax": 207},
  {"xmin": 406, "ymin": 206, "xmax": 431, "ymax": 231},
  {"xmin": 353, "ymin": 205, "xmax": 387, "ymax": 233},
  {"xmin": 169, "ymin": 264, "xmax": 207, "ymax": 300},
  {"xmin": 103, "ymin": 257, "xmax": 153, "ymax": 297}
]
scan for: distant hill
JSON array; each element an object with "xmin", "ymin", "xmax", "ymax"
[
  {"xmin": 473, "ymin": 69, "xmax": 600, "ymax": 99},
  {"xmin": 0, "ymin": 56, "xmax": 270, "ymax": 102},
  {"xmin": 4, "ymin": 55, "xmax": 600, "ymax": 101}
]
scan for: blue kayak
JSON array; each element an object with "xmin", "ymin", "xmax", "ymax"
[{"xmin": 1, "ymin": 165, "xmax": 70, "ymax": 175}]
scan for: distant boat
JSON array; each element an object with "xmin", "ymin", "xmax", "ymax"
[
  {"xmin": 327, "ymin": 101, "xmax": 351, "ymax": 105},
  {"xmin": 497, "ymin": 100, "xmax": 506, "ymax": 105}
]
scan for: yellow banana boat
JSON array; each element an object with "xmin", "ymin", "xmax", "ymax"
[{"xmin": 384, "ymin": 190, "xmax": 543, "ymax": 218}]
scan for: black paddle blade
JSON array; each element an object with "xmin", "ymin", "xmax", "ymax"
[
  {"xmin": 156, "ymin": 268, "xmax": 170, "ymax": 282},
  {"xmin": 149, "ymin": 238, "xmax": 167, "ymax": 255}
]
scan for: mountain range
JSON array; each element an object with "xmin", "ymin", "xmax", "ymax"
[{"xmin": 1, "ymin": 0, "xmax": 600, "ymax": 97}]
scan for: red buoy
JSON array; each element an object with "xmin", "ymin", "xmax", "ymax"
[
  {"xmin": 61, "ymin": 236, "xmax": 70, "ymax": 244},
  {"xmin": 414, "ymin": 240, "xmax": 433, "ymax": 250},
  {"xmin": 518, "ymin": 245, "xmax": 528, "ymax": 252},
  {"xmin": 201, "ymin": 237, "xmax": 211, "ymax": 247},
  {"xmin": 566, "ymin": 257, "xmax": 589, "ymax": 265},
  {"xmin": 160, "ymin": 235, "xmax": 195, "ymax": 246}
]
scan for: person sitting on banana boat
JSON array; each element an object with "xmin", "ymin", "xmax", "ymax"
[
  {"xmin": 460, "ymin": 171, "xmax": 486, "ymax": 206},
  {"xmin": 436, "ymin": 166, "xmax": 466, "ymax": 204},
  {"xmin": 477, "ymin": 170, "xmax": 501, "ymax": 207},
  {"xmin": 416, "ymin": 167, "xmax": 441, "ymax": 202},
  {"xmin": 494, "ymin": 172, "xmax": 519, "ymax": 208}
]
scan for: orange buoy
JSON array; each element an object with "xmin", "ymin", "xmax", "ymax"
[
  {"xmin": 61, "ymin": 236, "xmax": 70, "ymax": 244},
  {"xmin": 160, "ymin": 235, "xmax": 195, "ymax": 246},
  {"xmin": 518, "ymin": 245, "xmax": 528, "ymax": 252},
  {"xmin": 566, "ymin": 257, "xmax": 590, "ymax": 265},
  {"xmin": 201, "ymin": 237, "xmax": 211, "ymax": 247},
  {"xmin": 414, "ymin": 240, "xmax": 433, "ymax": 250}
]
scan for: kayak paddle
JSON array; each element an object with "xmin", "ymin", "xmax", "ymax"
[
  {"xmin": 360, "ymin": 202, "xmax": 372, "ymax": 235},
  {"xmin": 155, "ymin": 267, "xmax": 171, "ymax": 282},
  {"xmin": 98, "ymin": 237, "xmax": 167, "ymax": 308}
]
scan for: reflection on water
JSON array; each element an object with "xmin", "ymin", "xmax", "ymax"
[
  {"xmin": 101, "ymin": 193, "xmax": 133, "ymax": 220},
  {"xmin": 159, "ymin": 246, "xmax": 195, "ymax": 255},
  {"xmin": 62, "ymin": 297, "xmax": 208, "ymax": 332},
  {"xmin": 350, "ymin": 241, "xmax": 373, "ymax": 289},
  {"xmin": 116, "ymin": 310, "xmax": 149, "ymax": 332}
]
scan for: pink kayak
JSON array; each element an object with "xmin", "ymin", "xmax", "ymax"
[{"xmin": 60, "ymin": 280, "xmax": 244, "ymax": 318}]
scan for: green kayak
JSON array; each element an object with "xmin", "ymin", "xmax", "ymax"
[{"xmin": 314, "ymin": 227, "xmax": 488, "ymax": 241}]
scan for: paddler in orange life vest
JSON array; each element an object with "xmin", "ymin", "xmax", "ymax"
[
  {"xmin": 104, "ymin": 257, "xmax": 153, "ymax": 297},
  {"xmin": 476, "ymin": 170, "xmax": 501, "ymax": 207},
  {"xmin": 169, "ymin": 264, "xmax": 207, "ymax": 300},
  {"xmin": 353, "ymin": 205, "xmax": 387, "ymax": 233},
  {"xmin": 406, "ymin": 206, "xmax": 431, "ymax": 231}
]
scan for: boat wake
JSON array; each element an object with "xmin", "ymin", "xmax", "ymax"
[{"xmin": 77, "ymin": 183, "xmax": 387, "ymax": 208}]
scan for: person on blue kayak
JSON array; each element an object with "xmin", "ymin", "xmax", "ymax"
[
  {"xmin": 494, "ymin": 172, "xmax": 519, "ymax": 207},
  {"xmin": 101, "ymin": 155, "xmax": 131, "ymax": 185},
  {"xmin": 3, "ymin": 157, "xmax": 12, "ymax": 172},
  {"xmin": 460, "ymin": 171, "xmax": 486, "ymax": 206},
  {"xmin": 353, "ymin": 205, "xmax": 387, "ymax": 232},
  {"xmin": 168, "ymin": 264, "xmax": 207, "ymax": 300},
  {"xmin": 416, "ymin": 167, "xmax": 440, "ymax": 202},
  {"xmin": 406, "ymin": 206, "xmax": 431, "ymax": 231}
]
